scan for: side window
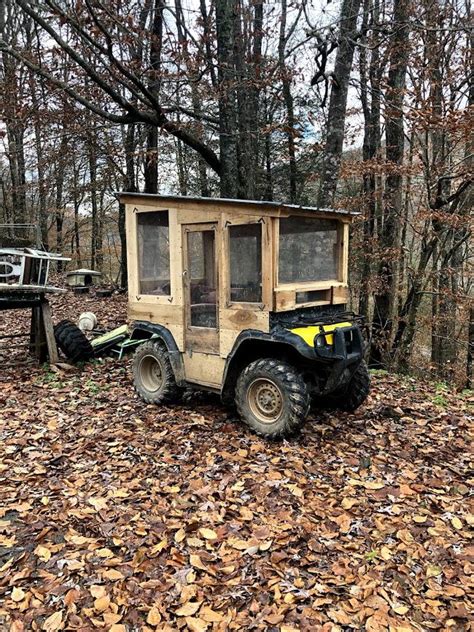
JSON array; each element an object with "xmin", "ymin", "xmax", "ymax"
[
  {"xmin": 137, "ymin": 211, "xmax": 170, "ymax": 295},
  {"xmin": 229, "ymin": 224, "xmax": 262, "ymax": 303}
]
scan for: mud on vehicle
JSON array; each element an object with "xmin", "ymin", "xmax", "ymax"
[{"xmin": 121, "ymin": 193, "xmax": 370, "ymax": 438}]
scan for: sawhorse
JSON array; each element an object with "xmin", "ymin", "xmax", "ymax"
[{"xmin": 0, "ymin": 291, "xmax": 59, "ymax": 364}]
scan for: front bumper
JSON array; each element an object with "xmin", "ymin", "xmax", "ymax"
[
  {"xmin": 313, "ymin": 325, "xmax": 364, "ymax": 364},
  {"xmin": 282, "ymin": 322, "xmax": 365, "ymax": 394},
  {"xmin": 286, "ymin": 322, "xmax": 364, "ymax": 362},
  {"xmin": 313, "ymin": 325, "xmax": 365, "ymax": 393}
]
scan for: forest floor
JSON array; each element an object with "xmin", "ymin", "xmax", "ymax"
[{"xmin": 0, "ymin": 291, "xmax": 472, "ymax": 632}]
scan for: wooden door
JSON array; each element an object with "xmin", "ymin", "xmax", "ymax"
[{"xmin": 182, "ymin": 223, "xmax": 219, "ymax": 354}]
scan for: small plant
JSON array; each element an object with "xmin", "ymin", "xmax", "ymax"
[
  {"xmin": 35, "ymin": 365, "xmax": 65, "ymax": 389},
  {"xmin": 432, "ymin": 394, "xmax": 448, "ymax": 407},
  {"xmin": 85, "ymin": 379, "xmax": 109, "ymax": 395},
  {"xmin": 86, "ymin": 358, "xmax": 102, "ymax": 366},
  {"xmin": 370, "ymin": 369, "xmax": 389, "ymax": 377},
  {"xmin": 365, "ymin": 550, "xmax": 378, "ymax": 562}
]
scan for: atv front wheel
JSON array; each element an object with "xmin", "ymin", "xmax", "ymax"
[
  {"xmin": 332, "ymin": 360, "xmax": 370, "ymax": 412},
  {"xmin": 235, "ymin": 358, "xmax": 310, "ymax": 438},
  {"xmin": 133, "ymin": 340, "xmax": 182, "ymax": 405},
  {"xmin": 312, "ymin": 362, "xmax": 370, "ymax": 413},
  {"xmin": 54, "ymin": 320, "xmax": 94, "ymax": 363}
]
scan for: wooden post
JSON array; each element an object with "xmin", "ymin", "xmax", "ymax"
[
  {"xmin": 29, "ymin": 296, "xmax": 59, "ymax": 364},
  {"xmin": 30, "ymin": 303, "xmax": 48, "ymax": 362},
  {"xmin": 203, "ymin": 230, "xmax": 216, "ymax": 287},
  {"xmin": 41, "ymin": 299, "xmax": 59, "ymax": 364}
]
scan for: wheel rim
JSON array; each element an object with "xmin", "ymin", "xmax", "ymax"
[
  {"xmin": 139, "ymin": 354, "xmax": 164, "ymax": 393},
  {"xmin": 247, "ymin": 378, "xmax": 284, "ymax": 424}
]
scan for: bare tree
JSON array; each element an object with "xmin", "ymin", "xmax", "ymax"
[
  {"xmin": 370, "ymin": 0, "xmax": 410, "ymax": 365},
  {"xmin": 317, "ymin": 0, "xmax": 362, "ymax": 208}
]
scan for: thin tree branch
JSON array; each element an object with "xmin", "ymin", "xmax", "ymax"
[
  {"xmin": 45, "ymin": 0, "xmax": 159, "ymax": 112},
  {"xmin": 0, "ymin": 40, "xmax": 136, "ymax": 124},
  {"xmin": 15, "ymin": 0, "xmax": 144, "ymax": 120}
]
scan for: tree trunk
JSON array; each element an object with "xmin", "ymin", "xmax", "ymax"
[
  {"xmin": 358, "ymin": 0, "xmax": 382, "ymax": 319},
  {"xmin": 216, "ymin": 0, "xmax": 239, "ymax": 198},
  {"xmin": 233, "ymin": 0, "xmax": 246, "ymax": 195},
  {"xmin": 119, "ymin": 123, "xmax": 138, "ymax": 288},
  {"xmin": 263, "ymin": 89, "xmax": 273, "ymax": 200},
  {"xmin": 199, "ymin": 0, "xmax": 217, "ymax": 88},
  {"xmin": 73, "ymin": 202, "xmax": 81, "ymax": 267},
  {"xmin": 144, "ymin": 0, "xmax": 164, "ymax": 193},
  {"xmin": 436, "ymin": 10, "xmax": 473, "ymax": 380},
  {"xmin": 235, "ymin": 0, "xmax": 263, "ymax": 200},
  {"xmin": 431, "ymin": 243, "xmax": 440, "ymax": 366},
  {"xmin": 55, "ymin": 128, "xmax": 68, "ymax": 269},
  {"xmin": 398, "ymin": 130, "xmax": 414, "ymax": 320},
  {"xmin": 96, "ymin": 188, "xmax": 105, "ymax": 269},
  {"xmin": 6, "ymin": 123, "xmax": 27, "ymax": 228},
  {"xmin": 468, "ymin": 307, "xmax": 474, "ymax": 389},
  {"xmin": 318, "ymin": 0, "xmax": 362, "ymax": 208},
  {"xmin": 463, "ymin": 52, "xmax": 473, "ymax": 387},
  {"xmin": 393, "ymin": 229, "xmax": 436, "ymax": 370},
  {"xmin": 279, "ymin": 0, "xmax": 297, "ymax": 203},
  {"xmin": 370, "ymin": 0, "xmax": 410, "ymax": 366},
  {"xmin": 89, "ymin": 139, "xmax": 99, "ymax": 270},
  {"xmin": 175, "ymin": 0, "xmax": 209, "ymax": 197},
  {"xmin": 71, "ymin": 159, "xmax": 82, "ymax": 267},
  {"xmin": 32, "ymin": 104, "xmax": 48, "ymax": 248},
  {"xmin": 144, "ymin": 125, "xmax": 159, "ymax": 193},
  {"xmin": 0, "ymin": 0, "xmax": 27, "ymax": 230},
  {"xmin": 176, "ymin": 137, "xmax": 188, "ymax": 196},
  {"xmin": 426, "ymin": 0, "xmax": 452, "ymax": 376}
]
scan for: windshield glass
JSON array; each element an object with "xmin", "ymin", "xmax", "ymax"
[{"xmin": 278, "ymin": 216, "xmax": 339, "ymax": 284}]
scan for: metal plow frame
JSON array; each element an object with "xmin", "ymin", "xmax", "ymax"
[{"xmin": 0, "ymin": 248, "xmax": 70, "ymax": 294}]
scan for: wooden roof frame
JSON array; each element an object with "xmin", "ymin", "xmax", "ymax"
[{"xmin": 118, "ymin": 192, "xmax": 358, "ymax": 220}]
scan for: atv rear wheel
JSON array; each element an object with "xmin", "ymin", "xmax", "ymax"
[
  {"xmin": 235, "ymin": 358, "xmax": 310, "ymax": 438},
  {"xmin": 54, "ymin": 320, "xmax": 94, "ymax": 363},
  {"xmin": 133, "ymin": 340, "xmax": 182, "ymax": 405}
]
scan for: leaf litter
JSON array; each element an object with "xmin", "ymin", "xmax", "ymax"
[{"xmin": 0, "ymin": 292, "xmax": 472, "ymax": 630}]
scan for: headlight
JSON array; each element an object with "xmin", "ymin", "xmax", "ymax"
[{"xmin": 314, "ymin": 333, "xmax": 327, "ymax": 347}]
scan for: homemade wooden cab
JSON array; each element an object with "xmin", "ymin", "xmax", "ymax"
[{"xmin": 121, "ymin": 194, "xmax": 355, "ymax": 390}]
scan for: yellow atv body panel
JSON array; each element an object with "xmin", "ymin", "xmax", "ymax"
[{"xmin": 289, "ymin": 322, "xmax": 352, "ymax": 347}]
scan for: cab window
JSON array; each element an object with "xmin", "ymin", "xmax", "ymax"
[
  {"xmin": 187, "ymin": 229, "xmax": 217, "ymax": 328},
  {"xmin": 229, "ymin": 224, "xmax": 262, "ymax": 303},
  {"xmin": 278, "ymin": 216, "xmax": 339, "ymax": 284},
  {"xmin": 137, "ymin": 211, "xmax": 170, "ymax": 295}
]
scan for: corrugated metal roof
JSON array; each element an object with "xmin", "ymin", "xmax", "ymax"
[{"xmin": 117, "ymin": 193, "xmax": 359, "ymax": 216}]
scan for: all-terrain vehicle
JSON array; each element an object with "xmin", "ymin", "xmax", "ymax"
[{"xmin": 121, "ymin": 194, "xmax": 370, "ymax": 438}]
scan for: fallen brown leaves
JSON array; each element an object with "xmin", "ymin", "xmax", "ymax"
[{"xmin": 0, "ymin": 293, "xmax": 472, "ymax": 631}]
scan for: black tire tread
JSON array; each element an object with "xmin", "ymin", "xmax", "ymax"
[
  {"xmin": 54, "ymin": 319, "xmax": 94, "ymax": 363},
  {"xmin": 337, "ymin": 361, "xmax": 371, "ymax": 412},
  {"xmin": 235, "ymin": 358, "xmax": 310, "ymax": 439},
  {"xmin": 132, "ymin": 339, "xmax": 181, "ymax": 405}
]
